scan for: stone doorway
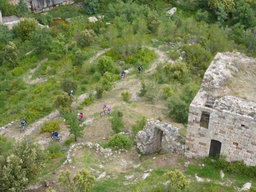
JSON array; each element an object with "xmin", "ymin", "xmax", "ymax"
[
  {"xmin": 153, "ymin": 129, "xmax": 163, "ymax": 153},
  {"xmin": 209, "ymin": 139, "xmax": 221, "ymax": 158}
]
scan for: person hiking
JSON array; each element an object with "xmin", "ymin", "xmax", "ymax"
[
  {"xmin": 78, "ymin": 112, "xmax": 83, "ymax": 121},
  {"xmin": 20, "ymin": 118, "xmax": 27, "ymax": 132},
  {"xmin": 102, "ymin": 104, "xmax": 111, "ymax": 114},
  {"xmin": 120, "ymin": 70, "xmax": 126, "ymax": 80},
  {"xmin": 51, "ymin": 131, "xmax": 60, "ymax": 141},
  {"xmin": 138, "ymin": 65, "xmax": 143, "ymax": 74},
  {"xmin": 68, "ymin": 90, "xmax": 73, "ymax": 96}
]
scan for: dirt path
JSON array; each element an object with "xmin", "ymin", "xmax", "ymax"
[{"xmin": 0, "ymin": 46, "xmax": 175, "ymax": 145}]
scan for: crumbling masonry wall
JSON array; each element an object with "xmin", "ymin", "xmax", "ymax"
[
  {"xmin": 185, "ymin": 52, "xmax": 256, "ymax": 166},
  {"xmin": 136, "ymin": 120, "xmax": 185, "ymax": 155}
]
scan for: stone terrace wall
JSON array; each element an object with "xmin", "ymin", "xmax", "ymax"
[{"xmin": 136, "ymin": 120, "xmax": 185, "ymax": 155}]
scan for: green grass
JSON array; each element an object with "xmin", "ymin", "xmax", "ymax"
[{"xmin": 92, "ymin": 177, "xmax": 127, "ymax": 192}]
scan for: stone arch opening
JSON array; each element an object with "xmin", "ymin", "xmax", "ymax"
[{"xmin": 152, "ymin": 128, "xmax": 163, "ymax": 153}]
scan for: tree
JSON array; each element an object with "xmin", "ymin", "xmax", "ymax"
[
  {"xmin": 231, "ymin": 0, "xmax": 256, "ymax": 29},
  {"xmin": 59, "ymin": 169, "xmax": 95, "ymax": 192},
  {"xmin": 13, "ymin": 18, "xmax": 38, "ymax": 41},
  {"xmin": 208, "ymin": 0, "xmax": 235, "ymax": 12},
  {"xmin": 4, "ymin": 41, "xmax": 18, "ymax": 68},
  {"xmin": 0, "ymin": 0, "xmax": 16, "ymax": 16},
  {"xmin": 97, "ymin": 56, "xmax": 115, "ymax": 75},
  {"xmin": 18, "ymin": 0, "xmax": 28, "ymax": 13},
  {"xmin": 76, "ymin": 29, "xmax": 96, "ymax": 48},
  {"xmin": 62, "ymin": 112, "xmax": 84, "ymax": 142},
  {"xmin": 111, "ymin": 111, "xmax": 124, "ymax": 133},
  {"xmin": 0, "ymin": 25, "xmax": 13, "ymax": 46},
  {"xmin": 49, "ymin": 40, "xmax": 66, "ymax": 59},
  {"xmin": 60, "ymin": 79, "xmax": 77, "ymax": 94},
  {"xmin": 105, "ymin": 25, "xmax": 119, "ymax": 40},
  {"xmin": 215, "ymin": 3, "xmax": 228, "ymax": 25},
  {"xmin": 164, "ymin": 61, "xmax": 189, "ymax": 83},
  {"xmin": 0, "ymin": 154, "xmax": 29, "ymax": 191},
  {"xmin": 54, "ymin": 92, "xmax": 73, "ymax": 111},
  {"xmin": 74, "ymin": 49, "xmax": 85, "ymax": 66},
  {"xmin": 0, "ymin": 138, "xmax": 47, "ymax": 191},
  {"xmin": 84, "ymin": 0, "xmax": 99, "ymax": 15},
  {"xmin": 29, "ymin": 27, "xmax": 53, "ymax": 53},
  {"xmin": 182, "ymin": 44, "xmax": 212, "ymax": 77}
]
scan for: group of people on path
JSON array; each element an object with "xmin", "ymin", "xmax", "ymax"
[{"xmin": 120, "ymin": 65, "xmax": 143, "ymax": 80}]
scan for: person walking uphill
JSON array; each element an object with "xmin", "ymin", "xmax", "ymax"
[{"xmin": 138, "ymin": 65, "xmax": 143, "ymax": 74}]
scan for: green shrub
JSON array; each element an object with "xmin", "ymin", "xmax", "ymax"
[
  {"xmin": 64, "ymin": 137, "xmax": 75, "ymax": 146},
  {"xmin": 163, "ymin": 86, "xmax": 174, "ymax": 99},
  {"xmin": 82, "ymin": 94, "xmax": 95, "ymax": 106},
  {"xmin": 132, "ymin": 116, "xmax": 147, "ymax": 136},
  {"xmin": 169, "ymin": 50, "xmax": 180, "ymax": 60},
  {"xmin": 100, "ymin": 72, "xmax": 113, "ymax": 91},
  {"xmin": 41, "ymin": 120, "xmax": 61, "ymax": 133},
  {"xmin": 138, "ymin": 82, "xmax": 147, "ymax": 97},
  {"xmin": 91, "ymin": 71, "xmax": 101, "ymax": 82},
  {"xmin": 121, "ymin": 91, "xmax": 131, "ymax": 102},
  {"xmin": 95, "ymin": 86, "xmax": 104, "ymax": 99},
  {"xmin": 11, "ymin": 67, "xmax": 24, "ymax": 76},
  {"xmin": 106, "ymin": 134, "xmax": 133, "ymax": 150},
  {"xmin": 97, "ymin": 56, "xmax": 115, "ymax": 75},
  {"xmin": 0, "ymin": 135, "xmax": 13, "ymax": 156},
  {"xmin": 168, "ymin": 96, "xmax": 189, "ymax": 124},
  {"xmin": 47, "ymin": 143, "xmax": 63, "ymax": 158},
  {"xmin": 111, "ymin": 111, "xmax": 124, "ymax": 134},
  {"xmin": 164, "ymin": 61, "xmax": 189, "ymax": 83},
  {"xmin": 60, "ymin": 79, "xmax": 77, "ymax": 94}
]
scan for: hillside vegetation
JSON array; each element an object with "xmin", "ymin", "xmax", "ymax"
[{"xmin": 0, "ymin": 0, "xmax": 256, "ymax": 191}]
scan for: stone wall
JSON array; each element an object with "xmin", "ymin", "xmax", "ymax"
[
  {"xmin": 185, "ymin": 52, "xmax": 256, "ymax": 166},
  {"xmin": 136, "ymin": 120, "xmax": 185, "ymax": 155}
]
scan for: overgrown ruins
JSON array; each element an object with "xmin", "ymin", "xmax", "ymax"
[{"xmin": 185, "ymin": 52, "xmax": 256, "ymax": 166}]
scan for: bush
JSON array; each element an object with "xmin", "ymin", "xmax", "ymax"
[
  {"xmin": 168, "ymin": 96, "xmax": 189, "ymax": 124},
  {"xmin": 106, "ymin": 134, "xmax": 133, "ymax": 150},
  {"xmin": 47, "ymin": 143, "xmax": 63, "ymax": 158},
  {"xmin": 164, "ymin": 61, "xmax": 189, "ymax": 83},
  {"xmin": 169, "ymin": 50, "xmax": 180, "ymax": 60},
  {"xmin": 100, "ymin": 72, "xmax": 113, "ymax": 91},
  {"xmin": 138, "ymin": 82, "xmax": 147, "ymax": 97},
  {"xmin": 64, "ymin": 137, "xmax": 75, "ymax": 146},
  {"xmin": 11, "ymin": 67, "xmax": 24, "ymax": 76},
  {"xmin": 82, "ymin": 93, "xmax": 95, "ymax": 106},
  {"xmin": 121, "ymin": 91, "xmax": 131, "ymax": 102},
  {"xmin": 97, "ymin": 56, "xmax": 115, "ymax": 75},
  {"xmin": 91, "ymin": 71, "xmax": 101, "ymax": 83},
  {"xmin": 163, "ymin": 86, "xmax": 174, "ymax": 99},
  {"xmin": 111, "ymin": 111, "xmax": 124, "ymax": 134},
  {"xmin": 60, "ymin": 79, "xmax": 77, "ymax": 94},
  {"xmin": 41, "ymin": 120, "xmax": 61, "ymax": 133},
  {"xmin": 0, "ymin": 136, "xmax": 13, "ymax": 156},
  {"xmin": 132, "ymin": 116, "xmax": 147, "ymax": 136},
  {"xmin": 95, "ymin": 86, "xmax": 104, "ymax": 99}
]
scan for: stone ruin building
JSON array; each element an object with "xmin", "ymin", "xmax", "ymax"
[
  {"xmin": 136, "ymin": 120, "xmax": 185, "ymax": 155},
  {"xmin": 185, "ymin": 52, "xmax": 256, "ymax": 166},
  {"xmin": 7, "ymin": 0, "xmax": 74, "ymax": 13}
]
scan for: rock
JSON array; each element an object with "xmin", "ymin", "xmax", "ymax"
[
  {"xmin": 45, "ymin": 181, "xmax": 50, "ymax": 187},
  {"xmin": 88, "ymin": 16, "xmax": 98, "ymax": 22},
  {"xmin": 167, "ymin": 7, "xmax": 177, "ymax": 16}
]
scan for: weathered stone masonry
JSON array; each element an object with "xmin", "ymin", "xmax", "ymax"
[
  {"xmin": 136, "ymin": 120, "xmax": 185, "ymax": 155},
  {"xmin": 185, "ymin": 52, "xmax": 256, "ymax": 166}
]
